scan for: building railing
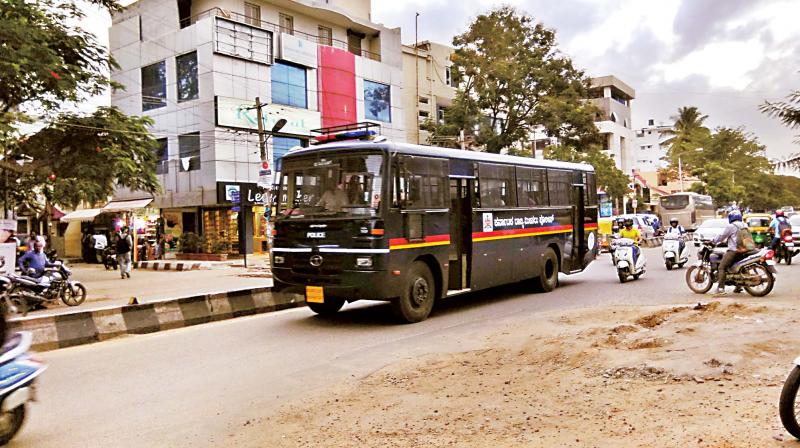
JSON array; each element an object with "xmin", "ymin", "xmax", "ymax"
[{"xmin": 183, "ymin": 7, "xmax": 381, "ymax": 62}]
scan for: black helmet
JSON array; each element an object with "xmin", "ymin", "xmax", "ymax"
[
  {"xmin": 670, "ymin": 218, "xmax": 678, "ymax": 226},
  {"xmin": 624, "ymin": 218, "xmax": 634, "ymax": 227}
]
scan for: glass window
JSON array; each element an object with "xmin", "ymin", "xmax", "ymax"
[
  {"xmin": 318, "ymin": 26, "xmax": 332, "ymax": 46},
  {"xmin": 155, "ymin": 138, "xmax": 168, "ymax": 174},
  {"xmin": 393, "ymin": 156, "xmax": 448, "ymax": 209},
  {"xmin": 273, "ymin": 136, "xmax": 304, "ymax": 168},
  {"xmin": 516, "ymin": 167, "xmax": 547, "ymax": 206},
  {"xmin": 271, "ymin": 62, "xmax": 307, "ymax": 109},
  {"xmin": 278, "ymin": 152, "xmax": 385, "ymax": 218},
  {"xmin": 445, "ymin": 66, "xmax": 452, "ymax": 86},
  {"xmin": 176, "ymin": 51, "xmax": 198, "ymax": 102},
  {"xmin": 478, "ymin": 163, "xmax": 516, "ymax": 208},
  {"xmin": 279, "ymin": 13, "xmax": 293, "ymax": 34},
  {"xmin": 364, "ymin": 80, "xmax": 391, "ymax": 123},
  {"xmin": 178, "ymin": 132, "xmax": 200, "ymax": 172},
  {"xmin": 348, "ymin": 33, "xmax": 361, "ymax": 56},
  {"xmin": 244, "ymin": 2, "xmax": 260, "ymax": 26},
  {"xmin": 141, "ymin": 61, "xmax": 166, "ymax": 111},
  {"xmin": 586, "ymin": 172, "xmax": 598, "ymax": 205},
  {"xmin": 547, "ymin": 169, "xmax": 571, "ymax": 206},
  {"xmin": 660, "ymin": 195, "xmax": 690, "ymax": 210}
]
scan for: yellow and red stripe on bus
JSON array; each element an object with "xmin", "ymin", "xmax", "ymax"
[
  {"xmin": 472, "ymin": 224, "xmax": 573, "ymax": 242},
  {"xmin": 389, "ymin": 234, "xmax": 451, "ymax": 250}
]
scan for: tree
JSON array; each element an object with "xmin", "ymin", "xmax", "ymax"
[
  {"xmin": 660, "ymin": 106, "xmax": 711, "ymax": 180},
  {"xmin": 544, "ymin": 144, "xmax": 629, "ymax": 201},
  {"xmin": 761, "ymin": 89, "xmax": 800, "ymax": 142},
  {"xmin": 0, "ymin": 0, "xmax": 120, "ymax": 122},
  {"xmin": 12, "ymin": 107, "xmax": 160, "ymax": 209},
  {"xmin": 425, "ymin": 6, "xmax": 600, "ymax": 153}
]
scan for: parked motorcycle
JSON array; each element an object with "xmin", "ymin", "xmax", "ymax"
[
  {"xmin": 774, "ymin": 231, "xmax": 798, "ymax": 265},
  {"xmin": 102, "ymin": 247, "xmax": 118, "ymax": 271},
  {"xmin": 685, "ymin": 242, "xmax": 777, "ymax": 296},
  {"xmin": 662, "ymin": 234, "xmax": 690, "ymax": 270},
  {"xmin": 9, "ymin": 261, "xmax": 86, "ymax": 315},
  {"xmin": 0, "ymin": 331, "xmax": 47, "ymax": 445},
  {"xmin": 613, "ymin": 238, "xmax": 646, "ymax": 283}
]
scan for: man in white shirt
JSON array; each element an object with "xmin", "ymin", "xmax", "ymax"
[{"xmin": 316, "ymin": 182, "xmax": 348, "ymax": 212}]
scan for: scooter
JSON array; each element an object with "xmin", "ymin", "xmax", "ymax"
[
  {"xmin": 0, "ymin": 331, "xmax": 47, "ymax": 445},
  {"xmin": 780, "ymin": 357, "xmax": 800, "ymax": 439},
  {"xmin": 662, "ymin": 234, "xmax": 690, "ymax": 270},
  {"xmin": 614, "ymin": 238, "xmax": 646, "ymax": 283}
]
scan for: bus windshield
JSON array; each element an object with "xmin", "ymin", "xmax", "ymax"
[
  {"xmin": 277, "ymin": 152, "xmax": 385, "ymax": 219},
  {"xmin": 660, "ymin": 195, "xmax": 690, "ymax": 210}
]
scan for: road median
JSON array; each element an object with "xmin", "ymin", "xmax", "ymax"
[{"xmin": 8, "ymin": 287, "xmax": 305, "ymax": 351}]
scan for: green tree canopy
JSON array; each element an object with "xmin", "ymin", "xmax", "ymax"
[
  {"xmin": 543, "ymin": 145, "xmax": 629, "ymax": 201},
  {"xmin": 12, "ymin": 107, "xmax": 160, "ymax": 209},
  {"xmin": 425, "ymin": 6, "xmax": 600, "ymax": 153}
]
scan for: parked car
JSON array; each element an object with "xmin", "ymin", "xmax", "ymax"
[
  {"xmin": 615, "ymin": 214, "xmax": 656, "ymax": 239},
  {"xmin": 790, "ymin": 214, "xmax": 800, "ymax": 242},
  {"xmin": 693, "ymin": 218, "xmax": 728, "ymax": 247}
]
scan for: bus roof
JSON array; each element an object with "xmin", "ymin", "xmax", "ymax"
[
  {"xmin": 284, "ymin": 140, "xmax": 595, "ymax": 172},
  {"xmin": 660, "ymin": 192, "xmax": 711, "ymax": 198}
]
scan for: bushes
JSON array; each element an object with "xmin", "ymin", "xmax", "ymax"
[{"xmin": 179, "ymin": 232, "xmax": 205, "ymax": 253}]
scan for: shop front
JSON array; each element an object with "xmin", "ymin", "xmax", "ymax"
[{"xmin": 208, "ymin": 182, "xmax": 270, "ymax": 255}]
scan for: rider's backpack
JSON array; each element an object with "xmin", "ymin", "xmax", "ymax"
[
  {"xmin": 778, "ymin": 217, "xmax": 792, "ymax": 236},
  {"xmin": 736, "ymin": 224, "xmax": 756, "ymax": 253}
]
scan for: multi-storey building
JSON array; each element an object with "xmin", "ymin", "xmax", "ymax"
[
  {"xmin": 401, "ymin": 41, "xmax": 456, "ymax": 145},
  {"xmin": 588, "ymin": 76, "xmax": 636, "ymax": 175},
  {"xmin": 634, "ymin": 119, "xmax": 671, "ymax": 172},
  {"xmin": 108, "ymin": 0, "xmax": 404, "ymax": 253}
]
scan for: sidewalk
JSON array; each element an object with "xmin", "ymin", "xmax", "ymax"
[{"xmin": 22, "ymin": 262, "xmax": 273, "ymax": 318}]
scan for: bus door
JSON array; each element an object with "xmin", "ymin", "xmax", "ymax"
[
  {"xmin": 571, "ymin": 184, "xmax": 586, "ymax": 270},
  {"xmin": 448, "ymin": 177, "xmax": 473, "ymax": 291}
]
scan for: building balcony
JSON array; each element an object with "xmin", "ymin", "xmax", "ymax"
[{"xmin": 185, "ymin": 7, "xmax": 381, "ymax": 62}]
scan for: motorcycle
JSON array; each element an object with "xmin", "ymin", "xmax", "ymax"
[
  {"xmin": 613, "ymin": 238, "xmax": 646, "ymax": 283},
  {"xmin": 685, "ymin": 242, "xmax": 777, "ymax": 296},
  {"xmin": 0, "ymin": 331, "xmax": 47, "ymax": 445},
  {"xmin": 9, "ymin": 261, "xmax": 87, "ymax": 315},
  {"xmin": 662, "ymin": 234, "xmax": 690, "ymax": 270},
  {"xmin": 102, "ymin": 247, "xmax": 118, "ymax": 271},
  {"xmin": 774, "ymin": 231, "xmax": 798, "ymax": 265}
]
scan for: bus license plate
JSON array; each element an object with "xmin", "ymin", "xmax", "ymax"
[{"xmin": 306, "ymin": 286, "xmax": 324, "ymax": 303}]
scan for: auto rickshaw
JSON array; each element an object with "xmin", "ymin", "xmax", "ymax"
[{"xmin": 744, "ymin": 213, "xmax": 772, "ymax": 248}]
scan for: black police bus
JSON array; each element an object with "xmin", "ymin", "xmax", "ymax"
[{"xmin": 272, "ymin": 137, "xmax": 598, "ymax": 323}]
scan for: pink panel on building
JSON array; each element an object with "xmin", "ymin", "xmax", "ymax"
[{"xmin": 317, "ymin": 46, "xmax": 357, "ymax": 128}]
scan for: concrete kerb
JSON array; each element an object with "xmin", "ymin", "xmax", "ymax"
[{"xmin": 7, "ymin": 286, "xmax": 305, "ymax": 352}]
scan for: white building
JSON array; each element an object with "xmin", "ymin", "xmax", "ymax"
[
  {"xmin": 588, "ymin": 76, "xmax": 636, "ymax": 174},
  {"xmin": 108, "ymin": 0, "xmax": 404, "ymax": 252},
  {"xmin": 633, "ymin": 118, "xmax": 672, "ymax": 172}
]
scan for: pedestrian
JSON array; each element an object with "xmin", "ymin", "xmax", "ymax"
[
  {"xmin": 116, "ymin": 226, "xmax": 133, "ymax": 279},
  {"xmin": 92, "ymin": 229, "xmax": 108, "ymax": 263}
]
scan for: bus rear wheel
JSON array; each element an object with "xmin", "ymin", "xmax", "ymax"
[
  {"xmin": 391, "ymin": 261, "xmax": 435, "ymax": 323},
  {"xmin": 534, "ymin": 248, "xmax": 559, "ymax": 292},
  {"xmin": 307, "ymin": 297, "xmax": 346, "ymax": 316}
]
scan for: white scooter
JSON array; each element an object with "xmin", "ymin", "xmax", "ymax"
[
  {"xmin": 614, "ymin": 238, "xmax": 646, "ymax": 283},
  {"xmin": 662, "ymin": 233, "xmax": 690, "ymax": 270}
]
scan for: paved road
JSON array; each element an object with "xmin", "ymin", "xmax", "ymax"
[{"xmin": 13, "ymin": 248, "xmax": 800, "ymax": 447}]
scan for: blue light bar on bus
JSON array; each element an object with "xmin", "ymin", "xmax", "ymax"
[{"xmin": 313, "ymin": 129, "xmax": 376, "ymax": 143}]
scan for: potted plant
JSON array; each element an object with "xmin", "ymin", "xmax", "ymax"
[
  {"xmin": 210, "ymin": 240, "xmax": 230, "ymax": 261},
  {"xmin": 177, "ymin": 232, "xmax": 207, "ymax": 260}
]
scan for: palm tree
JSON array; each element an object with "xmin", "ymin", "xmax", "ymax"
[
  {"xmin": 761, "ymin": 90, "xmax": 800, "ymax": 142},
  {"xmin": 661, "ymin": 106, "xmax": 709, "ymax": 146}
]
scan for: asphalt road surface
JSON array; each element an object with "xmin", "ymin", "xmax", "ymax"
[{"xmin": 14, "ymin": 247, "xmax": 800, "ymax": 447}]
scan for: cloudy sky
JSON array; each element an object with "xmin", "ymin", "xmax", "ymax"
[{"xmin": 84, "ymin": 0, "xmax": 800, "ymax": 159}]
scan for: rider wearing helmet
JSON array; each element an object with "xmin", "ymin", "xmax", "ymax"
[
  {"xmin": 712, "ymin": 210, "xmax": 747, "ymax": 295},
  {"xmin": 619, "ymin": 218, "xmax": 641, "ymax": 264},
  {"xmin": 665, "ymin": 217, "xmax": 687, "ymax": 254},
  {"xmin": 769, "ymin": 209, "xmax": 791, "ymax": 250}
]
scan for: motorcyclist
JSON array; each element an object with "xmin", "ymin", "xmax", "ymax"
[
  {"xmin": 619, "ymin": 218, "xmax": 641, "ymax": 264},
  {"xmin": 770, "ymin": 210, "xmax": 791, "ymax": 250},
  {"xmin": 712, "ymin": 210, "xmax": 747, "ymax": 295},
  {"xmin": 17, "ymin": 241, "xmax": 56, "ymax": 278},
  {"xmin": 665, "ymin": 217, "xmax": 687, "ymax": 255}
]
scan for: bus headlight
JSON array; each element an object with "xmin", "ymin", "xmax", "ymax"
[
  {"xmin": 356, "ymin": 257, "xmax": 373, "ymax": 268},
  {"xmin": 273, "ymin": 255, "xmax": 285, "ymax": 264}
]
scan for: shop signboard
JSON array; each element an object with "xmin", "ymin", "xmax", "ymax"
[
  {"xmin": 279, "ymin": 33, "xmax": 318, "ymax": 68},
  {"xmin": 217, "ymin": 182, "xmax": 269, "ymax": 206},
  {"xmin": 215, "ymin": 96, "xmax": 321, "ymax": 136},
  {"xmin": 600, "ymin": 201, "xmax": 613, "ymax": 218}
]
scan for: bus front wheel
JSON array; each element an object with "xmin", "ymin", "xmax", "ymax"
[
  {"xmin": 391, "ymin": 261, "xmax": 436, "ymax": 323},
  {"xmin": 535, "ymin": 248, "xmax": 559, "ymax": 293},
  {"xmin": 307, "ymin": 297, "xmax": 346, "ymax": 316}
]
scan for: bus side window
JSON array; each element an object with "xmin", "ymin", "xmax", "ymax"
[
  {"xmin": 478, "ymin": 163, "xmax": 516, "ymax": 208},
  {"xmin": 516, "ymin": 167, "xmax": 547, "ymax": 206},
  {"xmin": 547, "ymin": 169, "xmax": 571, "ymax": 206},
  {"xmin": 395, "ymin": 156, "xmax": 449, "ymax": 209}
]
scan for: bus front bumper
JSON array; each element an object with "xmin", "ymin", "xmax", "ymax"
[{"xmin": 271, "ymin": 268, "xmax": 403, "ymax": 301}]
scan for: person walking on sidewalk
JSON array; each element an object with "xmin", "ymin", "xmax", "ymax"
[{"xmin": 116, "ymin": 227, "xmax": 133, "ymax": 279}]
